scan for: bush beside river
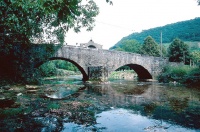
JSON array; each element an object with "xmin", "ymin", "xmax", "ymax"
[{"xmin": 158, "ymin": 65, "xmax": 200, "ymax": 86}]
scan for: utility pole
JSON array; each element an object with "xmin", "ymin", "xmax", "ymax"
[
  {"xmin": 160, "ymin": 31, "xmax": 162, "ymax": 57},
  {"xmin": 183, "ymin": 51, "xmax": 185, "ymax": 64}
]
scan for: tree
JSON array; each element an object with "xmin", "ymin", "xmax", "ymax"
[
  {"xmin": 54, "ymin": 60, "xmax": 78, "ymax": 71},
  {"xmin": 191, "ymin": 51, "xmax": 200, "ymax": 66},
  {"xmin": 39, "ymin": 61, "xmax": 56, "ymax": 77},
  {"xmin": 0, "ymin": 0, "xmax": 112, "ymax": 82},
  {"xmin": 0, "ymin": 0, "xmax": 111, "ymax": 45},
  {"xmin": 114, "ymin": 47, "xmax": 124, "ymax": 51},
  {"xmin": 140, "ymin": 36, "xmax": 160, "ymax": 57},
  {"xmin": 38, "ymin": 60, "xmax": 79, "ymax": 77},
  {"xmin": 114, "ymin": 40, "xmax": 141, "ymax": 53},
  {"xmin": 168, "ymin": 38, "xmax": 190, "ymax": 64}
]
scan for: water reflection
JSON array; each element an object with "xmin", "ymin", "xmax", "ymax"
[
  {"xmin": 94, "ymin": 108, "xmax": 197, "ymax": 132},
  {"xmin": 0, "ymin": 77, "xmax": 200, "ymax": 131},
  {"xmin": 44, "ymin": 86, "xmax": 80, "ymax": 99},
  {"xmin": 79, "ymin": 80, "xmax": 200, "ymax": 130},
  {"xmin": 41, "ymin": 75, "xmax": 84, "ymax": 99},
  {"xmin": 169, "ymin": 97, "xmax": 189, "ymax": 112}
]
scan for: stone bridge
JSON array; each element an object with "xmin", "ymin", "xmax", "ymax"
[{"xmin": 36, "ymin": 45, "xmax": 169, "ymax": 81}]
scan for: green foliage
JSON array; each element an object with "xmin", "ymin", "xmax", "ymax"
[
  {"xmin": 39, "ymin": 61, "xmax": 57, "ymax": 77},
  {"xmin": 0, "ymin": 0, "xmax": 101, "ymax": 44},
  {"xmin": 54, "ymin": 60, "xmax": 78, "ymax": 72},
  {"xmin": 111, "ymin": 18, "xmax": 200, "ymax": 49},
  {"xmin": 158, "ymin": 65, "xmax": 200, "ymax": 86},
  {"xmin": 111, "ymin": 39, "xmax": 141, "ymax": 53},
  {"xmin": 47, "ymin": 103, "xmax": 60, "ymax": 110},
  {"xmin": 168, "ymin": 38, "xmax": 190, "ymax": 64},
  {"xmin": 140, "ymin": 36, "xmax": 160, "ymax": 57},
  {"xmin": 158, "ymin": 65, "xmax": 188, "ymax": 83},
  {"xmin": 0, "ymin": 0, "xmax": 111, "ymax": 83},
  {"xmin": 158, "ymin": 44, "xmax": 167, "ymax": 57},
  {"xmin": 111, "ymin": 39, "xmax": 167, "ymax": 57},
  {"xmin": 190, "ymin": 50, "xmax": 200, "ymax": 65},
  {"xmin": 0, "ymin": 108, "xmax": 23, "ymax": 118},
  {"xmin": 189, "ymin": 41, "xmax": 200, "ymax": 51},
  {"xmin": 185, "ymin": 67, "xmax": 200, "ymax": 85},
  {"xmin": 38, "ymin": 60, "xmax": 79, "ymax": 77},
  {"xmin": 109, "ymin": 70, "xmax": 136, "ymax": 80}
]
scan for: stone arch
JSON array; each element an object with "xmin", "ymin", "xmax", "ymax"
[
  {"xmin": 114, "ymin": 64, "xmax": 152, "ymax": 80},
  {"xmin": 35, "ymin": 57, "xmax": 89, "ymax": 81},
  {"xmin": 88, "ymin": 45, "xmax": 96, "ymax": 49}
]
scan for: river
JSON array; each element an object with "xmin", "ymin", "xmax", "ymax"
[{"xmin": 0, "ymin": 75, "xmax": 200, "ymax": 132}]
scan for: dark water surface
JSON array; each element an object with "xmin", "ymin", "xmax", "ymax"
[{"xmin": 0, "ymin": 76, "xmax": 200, "ymax": 132}]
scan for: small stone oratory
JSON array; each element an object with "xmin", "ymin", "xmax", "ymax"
[{"xmin": 80, "ymin": 39, "xmax": 103, "ymax": 49}]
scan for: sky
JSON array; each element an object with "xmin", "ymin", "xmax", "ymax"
[{"xmin": 65, "ymin": 0, "xmax": 200, "ymax": 49}]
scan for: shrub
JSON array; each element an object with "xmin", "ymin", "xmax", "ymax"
[
  {"xmin": 185, "ymin": 67, "xmax": 200, "ymax": 85},
  {"xmin": 158, "ymin": 65, "xmax": 199, "ymax": 85}
]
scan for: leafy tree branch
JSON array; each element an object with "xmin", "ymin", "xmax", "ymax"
[{"xmin": 0, "ymin": 0, "xmax": 111, "ymax": 44}]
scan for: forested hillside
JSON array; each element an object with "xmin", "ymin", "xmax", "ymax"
[{"xmin": 110, "ymin": 17, "xmax": 200, "ymax": 49}]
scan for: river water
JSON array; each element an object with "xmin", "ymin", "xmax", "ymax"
[{"xmin": 0, "ymin": 76, "xmax": 200, "ymax": 132}]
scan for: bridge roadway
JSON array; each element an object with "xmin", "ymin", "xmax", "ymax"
[{"xmin": 36, "ymin": 45, "xmax": 168, "ymax": 81}]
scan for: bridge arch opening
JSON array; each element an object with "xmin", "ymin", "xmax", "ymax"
[
  {"xmin": 35, "ymin": 57, "xmax": 88, "ymax": 81},
  {"xmin": 114, "ymin": 64, "xmax": 152, "ymax": 80}
]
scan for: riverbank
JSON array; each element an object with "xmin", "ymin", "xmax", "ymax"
[
  {"xmin": 1, "ymin": 66, "xmax": 199, "ymax": 88},
  {"xmin": 158, "ymin": 65, "xmax": 200, "ymax": 87},
  {"xmin": 0, "ymin": 69, "xmax": 81, "ymax": 87},
  {"xmin": 109, "ymin": 70, "xmax": 137, "ymax": 80}
]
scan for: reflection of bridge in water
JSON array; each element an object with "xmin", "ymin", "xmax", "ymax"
[
  {"xmin": 77, "ymin": 82, "xmax": 164, "ymax": 108},
  {"xmin": 35, "ymin": 44, "xmax": 171, "ymax": 81}
]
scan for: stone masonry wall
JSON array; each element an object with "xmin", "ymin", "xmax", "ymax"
[{"xmin": 53, "ymin": 45, "xmax": 169, "ymax": 80}]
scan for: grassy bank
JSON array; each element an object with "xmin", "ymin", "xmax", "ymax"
[{"xmin": 158, "ymin": 65, "xmax": 200, "ymax": 86}]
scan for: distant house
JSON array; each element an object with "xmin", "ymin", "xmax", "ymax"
[{"xmin": 80, "ymin": 40, "xmax": 103, "ymax": 49}]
